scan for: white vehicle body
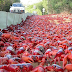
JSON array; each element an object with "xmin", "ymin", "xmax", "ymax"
[{"xmin": 10, "ymin": 3, "xmax": 25, "ymax": 14}]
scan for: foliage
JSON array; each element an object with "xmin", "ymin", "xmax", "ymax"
[
  {"xmin": 14, "ymin": 0, "xmax": 20, "ymax": 3},
  {"xmin": 25, "ymin": 4, "xmax": 42, "ymax": 15},
  {"xmin": 0, "ymin": 0, "xmax": 72, "ymax": 14},
  {"xmin": 36, "ymin": 2, "xmax": 43, "ymax": 12},
  {"xmin": 26, "ymin": 0, "xmax": 72, "ymax": 15},
  {"xmin": 42, "ymin": 0, "xmax": 48, "ymax": 14},
  {"xmin": 0, "ymin": 0, "xmax": 20, "ymax": 12},
  {"xmin": 48, "ymin": 0, "xmax": 72, "ymax": 14},
  {"xmin": 25, "ymin": 2, "xmax": 43, "ymax": 15}
]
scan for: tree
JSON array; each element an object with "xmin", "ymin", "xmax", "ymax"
[
  {"xmin": 0, "ymin": 0, "xmax": 20, "ymax": 12},
  {"xmin": 42, "ymin": 0, "xmax": 48, "ymax": 14},
  {"xmin": 13, "ymin": 0, "xmax": 20, "ymax": 3},
  {"xmin": 35, "ymin": 1, "xmax": 43, "ymax": 12},
  {"xmin": 3, "ymin": 0, "xmax": 12, "ymax": 12},
  {"xmin": 48, "ymin": 0, "xmax": 72, "ymax": 14}
]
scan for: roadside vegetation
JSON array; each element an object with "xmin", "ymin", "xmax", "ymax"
[
  {"xmin": 0, "ymin": 0, "xmax": 72, "ymax": 15},
  {"xmin": 0, "ymin": 0, "xmax": 20, "ymax": 12},
  {"xmin": 25, "ymin": 0, "xmax": 72, "ymax": 15}
]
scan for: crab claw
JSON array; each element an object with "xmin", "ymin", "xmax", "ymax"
[
  {"xmin": 64, "ymin": 64, "xmax": 72, "ymax": 71},
  {"xmin": 22, "ymin": 56, "xmax": 34, "ymax": 63}
]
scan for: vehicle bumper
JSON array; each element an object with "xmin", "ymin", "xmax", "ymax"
[{"xmin": 10, "ymin": 10, "xmax": 25, "ymax": 14}]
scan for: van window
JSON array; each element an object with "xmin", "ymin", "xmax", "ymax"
[{"xmin": 12, "ymin": 3, "xmax": 23, "ymax": 7}]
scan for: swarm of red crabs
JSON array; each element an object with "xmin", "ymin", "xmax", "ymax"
[{"xmin": 0, "ymin": 13, "xmax": 72, "ymax": 72}]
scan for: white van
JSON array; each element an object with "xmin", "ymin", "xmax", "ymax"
[{"xmin": 9, "ymin": 3, "xmax": 25, "ymax": 14}]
